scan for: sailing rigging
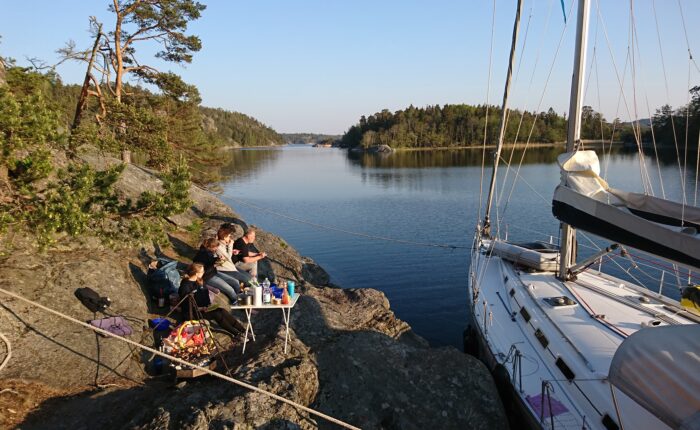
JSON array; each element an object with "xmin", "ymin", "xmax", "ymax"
[{"xmin": 467, "ymin": 0, "xmax": 700, "ymax": 429}]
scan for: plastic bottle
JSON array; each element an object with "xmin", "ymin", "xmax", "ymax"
[
  {"xmin": 281, "ymin": 287, "xmax": 290, "ymax": 305},
  {"xmin": 262, "ymin": 278, "xmax": 271, "ymax": 304}
]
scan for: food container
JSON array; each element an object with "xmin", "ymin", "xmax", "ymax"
[
  {"xmin": 239, "ymin": 293, "xmax": 253, "ymax": 306},
  {"xmin": 149, "ymin": 318, "xmax": 172, "ymax": 332},
  {"xmin": 253, "ymin": 285, "xmax": 262, "ymax": 306}
]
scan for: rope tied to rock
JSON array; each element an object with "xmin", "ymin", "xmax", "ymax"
[{"xmin": 0, "ymin": 286, "xmax": 360, "ymax": 430}]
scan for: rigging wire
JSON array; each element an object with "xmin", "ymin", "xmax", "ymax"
[
  {"xmin": 696, "ymin": 131, "xmax": 700, "ymax": 206},
  {"xmin": 643, "ymin": 94, "xmax": 667, "ymax": 199},
  {"xmin": 628, "ymin": 1, "xmax": 651, "ymax": 194},
  {"xmin": 651, "ymin": 0, "xmax": 686, "ymax": 203},
  {"xmin": 497, "ymin": 0, "xmax": 575, "ymax": 228},
  {"xmin": 227, "ymin": 197, "xmax": 468, "ymax": 250},
  {"xmin": 477, "ymin": 0, "xmax": 576, "ymax": 290},
  {"xmin": 677, "ymin": 0, "xmax": 700, "ymax": 216},
  {"xmin": 594, "ymin": 0, "xmax": 646, "ymax": 153},
  {"xmin": 505, "ymin": 222, "xmax": 698, "ymax": 291},
  {"xmin": 478, "ymin": 0, "xmax": 498, "ymax": 225},
  {"xmin": 625, "ymin": 1, "xmax": 664, "ymax": 196},
  {"xmin": 498, "ymin": 0, "xmax": 554, "ymax": 210}
]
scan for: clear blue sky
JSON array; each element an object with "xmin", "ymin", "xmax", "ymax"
[{"xmin": 1, "ymin": 0, "xmax": 698, "ymax": 134}]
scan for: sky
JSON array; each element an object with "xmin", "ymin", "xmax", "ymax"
[{"xmin": 1, "ymin": 0, "xmax": 699, "ymax": 135}]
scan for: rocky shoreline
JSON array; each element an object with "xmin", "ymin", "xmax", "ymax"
[{"xmin": 0, "ymin": 149, "xmax": 507, "ymax": 429}]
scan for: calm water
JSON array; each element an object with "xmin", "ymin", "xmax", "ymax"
[{"xmin": 216, "ymin": 145, "xmax": 697, "ymax": 348}]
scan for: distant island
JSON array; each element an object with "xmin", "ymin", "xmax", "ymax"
[
  {"xmin": 281, "ymin": 133, "xmax": 341, "ymax": 145},
  {"xmin": 340, "ymin": 101, "xmax": 699, "ymax": 152}
]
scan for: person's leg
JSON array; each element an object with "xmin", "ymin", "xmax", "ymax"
[
  {"xmin": 205, "ymin": 275, "xmax": 238, "ymax": 303},
  {"xmin": 215, "ymin": 271, "xmax": 246, "ymax": 293},
  {"xmin": 235, "ymin": 261, "xmax": 258, "ymax": 278},
  {"xmin": 219, "ymin": 270, "xmax": 252, "ymax": 287},
  {"xmin": 205, "ymin": 309, "xmax": 245, "ymax": 334}
]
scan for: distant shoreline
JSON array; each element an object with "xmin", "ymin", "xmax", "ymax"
[
  {"xmin": 394, "ymin": 142, "xmax": 565, "ymax": 152},
  {"xmin": 392, "ymin": 140, "xmax": 628, "ymax": 152}
]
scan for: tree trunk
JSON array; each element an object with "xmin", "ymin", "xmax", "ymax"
[
  {"xmin": 72, "ymin": 24, "xmax": 103, "ymax": 130},
  {"xmin": 114, "ymin": 4, "xmax": 124, "ymax": 103}
]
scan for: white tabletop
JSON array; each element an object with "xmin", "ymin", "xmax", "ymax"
[{"xmin": 231, "ymin": 293, "xmax": 300, "ymax": 310}]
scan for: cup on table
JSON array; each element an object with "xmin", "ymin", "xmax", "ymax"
[{"xmin": 287, "ymin": 281, "xmax": 295, "ymax": 297}]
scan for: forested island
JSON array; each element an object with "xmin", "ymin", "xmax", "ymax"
[
  {"xmin": 281, "ymin": 133, "xmax": 341, "ymax": 145},
  {"xmin": 340, "ymin": 96, "xmax": 700, "ymax": 151}
]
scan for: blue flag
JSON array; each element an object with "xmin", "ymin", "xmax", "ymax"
[{"xmin": 560, "ymin": 0, "xmax": 567, "ymax": 23}]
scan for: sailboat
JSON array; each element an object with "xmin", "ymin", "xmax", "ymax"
[{"xmin": 467, "ymin": 1, "xmax": 700, "ymax": 429}]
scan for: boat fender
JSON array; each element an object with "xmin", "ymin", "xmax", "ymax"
[
  {"xmin": 681, "ymin": 285, "xmax": 700, "ymax": 316},
  {"xmin": 493, "ymin": 363, "xmax": 515, "ymax": 407},
  {"xmin": 463, "ymin": 325, "xmax": 480, "ymax": 356}
]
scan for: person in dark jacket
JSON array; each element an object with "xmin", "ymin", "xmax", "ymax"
[
  {"xmin": 193, "ymin": 238, "xmax": 247, "ymax": 303},
  {"xmin": 178, "ymin": 263, "xmax": 245, "ymax": 335},
  {"xmin": 233, "ymin": 227, "xmax": 266, "ymax": 279}
]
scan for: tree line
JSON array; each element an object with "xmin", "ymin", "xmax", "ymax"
[
  {"xmin": 340, "ymin": 93, "xmax": 700, "ymax": 152},
  {"xmin": 639, "ymin": 86, "xmax": 700, "ymax": 152}
]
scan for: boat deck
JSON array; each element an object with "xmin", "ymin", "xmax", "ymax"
[{"xmin": 470, "ymin": 242, "xmax": 695, "ymax": 430}]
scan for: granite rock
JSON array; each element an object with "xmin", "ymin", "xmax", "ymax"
[{"xmin": 1, "ymin": 152, "xmax": 507, "ymax": 430}]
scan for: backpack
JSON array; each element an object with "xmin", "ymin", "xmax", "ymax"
[
  {"xmin": 147, "ymin": 258, "xmax": 181, "ymax": 299},
  {"xmin": 75, "ymin": 287, "xmax": 111, "ymax": 313}
]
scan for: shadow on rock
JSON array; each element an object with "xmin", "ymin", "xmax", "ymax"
[
  {"xmin": 293, "ymin": 288, "xmax": 508, "ymax": 430},
  {"xmin": 165, "ymin": 234, "xmax": 197, "ymax": 260},
  {"xmin": 20, "ymin": 286, "xmax": 507, "ymax": 430}
]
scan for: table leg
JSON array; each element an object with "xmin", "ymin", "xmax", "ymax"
[
  {"xmin": 242, "ymin": 308, "xmax": 255, "ymax": 355},
  {"xmin": 281, "ymin": 307, "xmax": 291, "ymax": 354}
]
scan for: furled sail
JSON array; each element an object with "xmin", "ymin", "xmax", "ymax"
[{"xmin": 552, "ymin": 150, "xmax": 700, "ymax": 270}]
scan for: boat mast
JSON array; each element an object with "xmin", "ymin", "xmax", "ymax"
[
  {"xmin": 483, "ymin": 0, "xmax": 524, "ymax": 237},
  {"xmin": 559, "ymin": 0, "xmax": 591, "ymax": 280}
]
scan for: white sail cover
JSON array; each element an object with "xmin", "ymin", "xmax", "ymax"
[
  {"xmin": 552, "ymin": 150, "xmax": 700, "ymax": 270},
  {"xmin": 609, "ymin": 325, "xmax": 700, "ymax": 430}
]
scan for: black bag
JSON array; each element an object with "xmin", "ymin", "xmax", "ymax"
[{"xmin": 74, "ymin": 287, "xmax": 111, "ymax": 313}]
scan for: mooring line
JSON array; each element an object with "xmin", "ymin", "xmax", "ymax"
[
  {"xmin": 0, "ymin": 287, "xmax": 360, "ymax": 430},
  {"xmin": 228, "ymin": 196, "xmax": 469, "ymax": 250}
]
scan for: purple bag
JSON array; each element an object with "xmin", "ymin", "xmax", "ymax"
[{"xmin": 89, "ymin": 316, "xmax": 133, "ymax": 337}]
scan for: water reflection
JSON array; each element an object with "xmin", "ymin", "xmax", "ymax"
[
  {"xmin": 216, "ymin": 144, "xmax": 699, "ymax": 347},
  {"xmin": 346, "ymin": 146, "xmax": 572, "ymax": 169},
  {"xmin": 346, "ymin": 145, "xmax": 694, "ymax": 169},
  {"xmin": 211, "ymin": 147, "xmax": 283, "ymax": 182}
]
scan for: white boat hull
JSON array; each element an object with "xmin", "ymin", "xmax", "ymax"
[{"xmin": 467, "ymin": 238, "xmax": 696, "ymax": 430}]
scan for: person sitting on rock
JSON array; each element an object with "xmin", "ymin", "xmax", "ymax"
[
  {"xmin": 179, "ymin": 263, "xmax": 244, "ymax": 335},
  {"xmin": 193, "ymin": 237, "xmax": 244, "ymax": 304},
  {"xmin": 233, "ymin": 227, "xmax": 267, "ymax": 279},
  {"xmin": 215, "ymin": 224, "xmax": 253, "ymax": 285}
]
